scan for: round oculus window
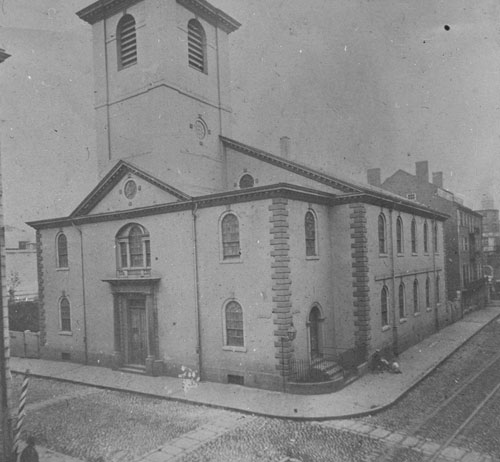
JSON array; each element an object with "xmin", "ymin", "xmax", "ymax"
[
  {"xmin": 195, "ymin": 119, "xmax": 207, "ymax": 140},
  {"xmin": 124, "ymin": 179, "xmax": 137, "ymax": 199}
]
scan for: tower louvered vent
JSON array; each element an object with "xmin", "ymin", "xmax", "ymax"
[
  {"xmin": 118, "ymin": 15, "xmax": 137, "ymax": 68},
  {"xmin": 188, "ymin": 19, "xmax": 206, "ymax": 73}
]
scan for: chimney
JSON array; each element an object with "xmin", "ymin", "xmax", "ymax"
[
  {"xmin": 367, "ymin": 168, "xmax": 381, "ymax": 187},
  {"xmin": 432, "ymin": 171, "xmax": 443, "ymax": 189},
  {"xmin": 280, "ymin": 136, "xmax": 291, "ymax": 159},
  {"xmin": 415, "ymin": 161, "xmax": 429, "ymax": 183},
  {"xmin": 481, "ymin": 196, "xmax": 495, "ymax": 209}
]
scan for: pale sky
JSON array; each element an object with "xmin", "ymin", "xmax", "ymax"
[{"xmin": 1, "ymin": 0, "xmax": 499, "ymax": 236}]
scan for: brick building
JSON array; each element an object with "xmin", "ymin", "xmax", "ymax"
[{"xmin": 370, "ymin": 162, "xmax": 488, "ymax": 316}]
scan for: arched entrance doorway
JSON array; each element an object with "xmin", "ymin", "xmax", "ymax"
[{"xmin": 308, "ymin": 306, "xmax": 322, "ymax": 360}]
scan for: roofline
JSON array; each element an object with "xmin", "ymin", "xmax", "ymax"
[
  {"xmin": 27, "ymin": 183, "xmax": 447, "ymax": 230},
  {"xmin": 221, "ymin": 136, "xmax": 448, "ymax": 217},
  {"xmin": 69, "ymin": 159, "xmax": 191, "ymax": 217},
  {"xmin": 77, "ymin": 0, "xmax": 241, "ymax": 33},
  {"xmin": 0, "ymin": 49, "xmax": 10, "ymax": 64}
]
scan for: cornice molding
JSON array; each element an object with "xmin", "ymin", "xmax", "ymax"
[
  {"xmin": 176, "ymin": 0, "xmax": 240, "ymax": 33},
  {"xmin": 0, "ymin": 49, "xmax": 10, "ymax": 64},
  {"xmin": 77, "ymin": 0, "xmax": 141, "ymax": 24}
]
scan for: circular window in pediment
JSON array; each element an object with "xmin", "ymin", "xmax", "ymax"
[{"xmin": 124, "ymin": 179, "xmax": 137, "ymax": 199}]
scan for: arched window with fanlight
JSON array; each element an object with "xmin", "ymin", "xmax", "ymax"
[
  {"xmin": 399, "ymin": 282, "xmax": 406, "ymax": 319},
  {"xmin": 305, "ymin": 210, "xmax": 317, "ymax": 257},
  {"xmin": 411, "ymin": 218, "xmax": 417, "ymax": 254},
  {"xmin": 381, "ymin": 286, "xmax": 389, "ymax": 327},
  {"xmin": 413, "ymin": 278, "xmax": 419, "ymax": 313},
  {"xmin": 116, "ymin": 224, "xmax": 150, "ymax": 273},
  {"xmin": 60, "ymin": 296, "xmax": 71, "ymax": 332},
  {"xmin": 396, "ymin": 216, "xmax": 403, "ymax": 254},
  {"xmin": 378, "ymin": 213, "xmax": 387, "ymax": 254},
  {"xmin": 57, "ymin": 233, "xmax": 68, "ymax": 268},
  {"xmin": 117, "ymin": 14, "xmax": 137, "ymax": 69},
  {"xmin": 221, "ymin": 213, "xmax": 240, "ymax": 259},
  {"xmin": 188, "ymin": 19, "xmax": 207, "ymax": 73},
  {"xmin": 224, "ymin": 301, "xmax": 244, "ymax": 347}
]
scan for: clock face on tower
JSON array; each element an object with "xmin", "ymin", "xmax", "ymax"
[
  {"xmin": 195, "ymin": 119, "xmax": 207, "ymax": 140},
  {"xmin": 124, "ymin": 179, "xmax": 137, "ymax": 200}
]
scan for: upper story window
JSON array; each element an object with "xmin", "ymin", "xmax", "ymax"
[
  {"xmin": 225, "ymin": 301, "xmax": 244, "ymax": 347},
  {"xmin": 396, "ymin": 216, "xmax": 403, "ymax": 254},
  {"xmin": 305, "ymin": 210, "xmax": 317, "ymax": 257},
  {"xmin": 433, "ymin": 222, "xmax": 438, "ymax": 252},
  {"xmin": 381, "ymin": 286, "xmax": 389, "ymax": 328},
  {"xmin": 423, "ymin": 221, "xmax": 429, "ymax": 253},
  {"xmin": 436, "ymin": 274, "xmax": 440, "ymax": 303},
  {"xmin": 221, "ymin": 213, "xmax": 240, "ymax": 259},
  {"xmin": 398, "ymin": 282, "xmax": 406, "ymax": 319},
  {"xmin": 378, "ymin": 213, "xmax": 387, "ymax": 254},
  {"xmin": 116, "ymin": 224, "xmax": 150, "ymax": 270},
  {"xmin": 117, "ymin": 14, "xmax": 137, "ymax": 69},
  {"xmin": 60, "ymin": 296, "xmax": 71, "ymax": 332},
  {"xmin": 411, "ymin": 218, "xmax": 417, "ymax": 254},
  {"xmin": 239, "ymin": 174, "xmax": 255, "ymax": 189},
  {"xmin": 188, "ymin": 19, "xmax": 207, "ymax": 73},
  {"xmin": 413, "ymin": 279, "xmax": 419, "ymax": 313},
  {"xmin": 57, "ymin": 233, "xmax": 68, "ymax": 268},
  {"xmin": 425, "ymin": 276, "xmax": 431, "ymax": 308}
]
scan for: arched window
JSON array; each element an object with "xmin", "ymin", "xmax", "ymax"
[
  {"xmin": 436, "ymin": 274, "xmax": 440, "ymax": 303},
  {"xmin": 188, "ymin": 19, "xmax": 206, "ymax": 73},
  {"xmin": 425, "ymin": 276, "xmax": 430, "ymax": 308},
  {"xmin": 116, "ymin": 224, "xmax": 150, "ymax": 269},
  {"xmin": 433, "ymin": 221, "xmax": 438, "ymax": 252},
  {"xmin": 423, "ymin": 221, "xmax": 429, "ymax": 253},
  {"xmin": 381, "ymin": 286, "xmax": 389, "ymax": 327},
  {"xmin": 411, "ymin": 218, "xmax": 417, "ymax": 254},
  {"xmin": 305, "ymin": 211, "xmax": 317, "ymax": 257},
  {"xmin": 396, "ymin": 216, "xmax": 403, "ymax": 254},
  {"xmin": 239, "ymin": 174, "xmax": 254, "ymax": 189},
  {"xmin": 225, "ymin": 301, "xmax": 244, "ymax": 347},
  {"xmin": 413, "ymin": 279, "xmax": 419, "ymax": 313},
  {"xmin": 378, "ymin": 213, "xmax": 386, "ymax": 254},
  {"xmin": 398, "ymin": 282, "xmax": 405, "ymax": 319},
  {"xmin": 57, "ymin": 233, "xmax": 68, "ymax": 268},
  {"xmin": 221, "ymin": 213, "xmax": 240, "ymax": 259},
  {"xmin": 60, "ymin": 297, "xmax": 71, "ymax": 332},
  {"xmin": 117, "ymin": 14, "xmax": 137, "ymax": 69}
]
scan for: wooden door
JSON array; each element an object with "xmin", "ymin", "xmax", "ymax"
[{"xmin": 127, "ymin": 296, "xmax": 147, "ymax": 365}]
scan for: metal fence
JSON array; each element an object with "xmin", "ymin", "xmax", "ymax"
[{"xmin": 289, "ymin": 358, "xmax": 335, "ymax": 383}]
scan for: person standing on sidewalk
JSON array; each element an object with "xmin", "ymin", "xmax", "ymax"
[{"xmin": 19, "ymin": 436, "xmax": 39, "ymax": 462}]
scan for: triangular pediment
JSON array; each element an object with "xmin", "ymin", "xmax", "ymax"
[{"xmin": 70, "ymin": 160, "xmax": 191, "ymax": 217}]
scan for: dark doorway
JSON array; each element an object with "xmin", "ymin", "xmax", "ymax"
[
  {"xmin": 309, "ymin": 306, "xmax": 321, "ymax": 360},
  {"xmin": 127, "ymin": 296, "xmax": 147, "ymax": 365}
]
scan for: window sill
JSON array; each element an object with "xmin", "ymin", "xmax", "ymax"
[
  {"xmin": 379, "ymin": 253, "xmax": 388, "ymax": 258},
  {"xmin": 220, "ymin": 258, "xmax": 243, "ymax": 265},
  {"xmin": 223, "ymin": 346, "xmax": 247, "ymax": 353},
  {"xmin": 58, "ymin": 331, "xmax": 73, "ymax": 336},
  {"xmin": 56, "ymin": 267, "xmax": 69, "ymax": 272},
  {"xmin": 399, "ymin": 318, "xmax": 407, "ymax": 324},
  {"xmin": 414, "ymin": 312, "xmax": 421, "ymax": 317},
  {"xmin": 306, "ymin": 256, "xmax": 320, "ymax": 261},
  {"xmin": 397, "ymin": 253, "xmax": 404, "ymax": 257},
  {"xmin": 412, "ymin": 253, "xmax": 418, "ymax": 257},
  {"xmin": 426, "ymin": 307, "xmax": 432, "ymax": 312},
  {"xmin": 382, "ymin": 325, "xmax": 391, "ymax": 332}
]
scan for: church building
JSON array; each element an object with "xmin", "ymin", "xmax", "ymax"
[{"xmin": 28, "ymin": 0, "xmax": 448, "ymax": 391}]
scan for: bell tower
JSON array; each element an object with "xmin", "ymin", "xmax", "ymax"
[{"xmin": 77, "ymin": 0, "xmax": 240, "ymax": 195}]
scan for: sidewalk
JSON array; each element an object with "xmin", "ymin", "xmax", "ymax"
[{"xmin": 10, "ymin": 303, "xmax": 500, "ymax": 421}]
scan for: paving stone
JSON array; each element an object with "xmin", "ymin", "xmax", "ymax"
[
  {"xmin": 142, "ymin": 451, "xmax": 172, "ymax": 462},
  {"xmin": 440, "ymin": 446, "xmax": 467, "ymax": 460},
  {"xmin": 159, "ymin": 446, "xmax": 185, "ymax": 456},
  {"xmin": 351, "ymin": 423, "xmax": 373, "ymax": 433},
  {"xmin": 420, "ymin": 441, "xmax": 441, "ymax": 455},
  {"xmin": 385, "ymin": 432, "xmax": 406, "ymax": 444},
  {"xmin": 369, "ymin": 428, "xmax": 391, "ymax": 439},
  {"xmin": 400, "ymin": 436, "xmax": 421, "ymax": 448},
  {"xmin": 333, "ymin": 419, "xmax": 356, "ymax": 429},
  {"xmin": 462, "ymin": 451, "xmax": 487, "ymax": 462},
  {"xmin": 171, "ymin": 437, "xmax": 199, "ymax": 449},
  {"xmin": 187, "ymin": 429, "xmax": 219, "ymax": 441}
]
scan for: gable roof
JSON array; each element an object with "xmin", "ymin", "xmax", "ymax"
[
  {"xmin": 70, "ymin": 159, "xmax": 191, "ymax": 217},
  {"xmin": 221, "ymin": 136, "xmax": 444, "ymax": 213}
]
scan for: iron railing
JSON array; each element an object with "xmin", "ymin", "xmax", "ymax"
[{"xmin": 289, "ymin": 357, "xmax": 336, "ymax": 383}]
